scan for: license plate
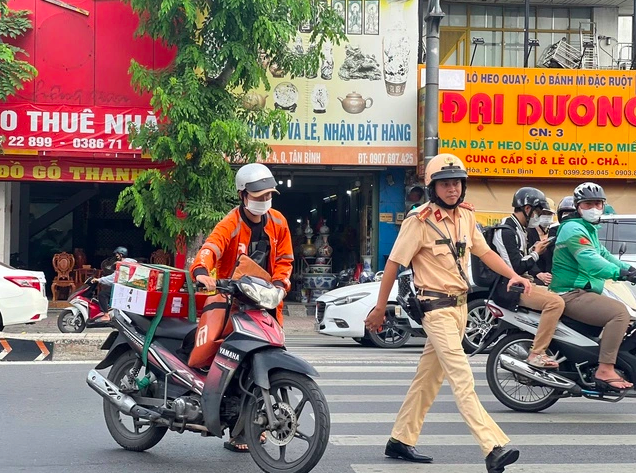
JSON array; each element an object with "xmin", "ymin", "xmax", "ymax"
[{"xmin": 394, "ymin": 306, "xmax": 407, "ymax": 318}]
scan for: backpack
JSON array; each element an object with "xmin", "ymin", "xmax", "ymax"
[{"xmin": 470, "ymin": 223, "xmax": 509, "ymax": 287}]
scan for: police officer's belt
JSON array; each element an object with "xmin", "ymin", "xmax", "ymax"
[{"xmin": 416, "ymin": 289, "xmax": 467, "ymax": 310}]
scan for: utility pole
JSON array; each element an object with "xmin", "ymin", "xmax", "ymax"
[
  {"xmin": 423, "ymin": 0, "xmax": 445, "ymax": 172},
  {"xmin": 524, "ymin": 0, "xmax": 530, "ymax": 67}
]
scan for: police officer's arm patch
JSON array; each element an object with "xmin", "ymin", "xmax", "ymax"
[
  {"xmin": 416, "ymin": 207, "xmax": 432, "ymax": 222},
  {"xmin": 459, "ymin": 202, "xmax": 475, "ymax": 211}
]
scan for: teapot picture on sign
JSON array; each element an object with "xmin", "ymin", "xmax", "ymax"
[{"xmin": 338, "ymin": 91, "xmax": 373, "ymax": 114}]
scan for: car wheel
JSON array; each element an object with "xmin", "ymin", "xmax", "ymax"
[
  {"xmin": 366, "ymin": 309, "xmax": 411, "ymax": 348},
  {"xmin": 463, "ymin": 298, "xmax": 497, "ymax": 354}
]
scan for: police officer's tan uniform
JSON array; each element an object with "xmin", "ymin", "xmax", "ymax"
[{"xmin": 389, "ymin": 201, "xmax": 510, "ymax": 456}]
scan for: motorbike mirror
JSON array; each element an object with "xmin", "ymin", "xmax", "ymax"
[{"xmin": 619, "ymin": 242, "xmax": 627, "ymax": 258}]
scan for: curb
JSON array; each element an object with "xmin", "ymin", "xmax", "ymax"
[{"xmin": 1, "ymin": 316, "xmax": 318, "ymax": 362}]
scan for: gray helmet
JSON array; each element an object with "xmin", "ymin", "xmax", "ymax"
[
  {"xmin": 235, "ymin": 163, "xmax": 279, "ymax": 197},
  {"xmin": 113, "ymin": 246, "xmax": 128, "ymax": 258},
  {"xmin": 573, "ymin": 182, "xmax": 606, "ymax": 206},
  {"xmin": 557, "ymin": 196, "xmax": 575, "ymax": 223},
  {"xmin": 512, "ymin": 187, "xmax": 549, "ymax": 211}
]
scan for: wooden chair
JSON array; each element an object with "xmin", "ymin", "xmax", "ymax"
[
  {"xmin": 51, "ymin": 252, "xmax": 76, "ymax": 301},
  {"xmin": 150, "ymin": 249, "xmax": 171, "ymax": 266}
]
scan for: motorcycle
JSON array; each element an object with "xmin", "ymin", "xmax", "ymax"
[
  {"xmin": 476, "ymin": 278, "xmax": 636, "ymax": 412},
  {"xmin": 86, "ymin": 275, "xmax": 330, "ymax": 473},
  {"xmin": 57, "ymin": 279, "xmax": 110, "ymax": 333}
]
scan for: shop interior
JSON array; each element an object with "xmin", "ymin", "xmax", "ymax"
[{"xmin": 270, "ymin": 169, "xmax": 377, "ymax": 304}]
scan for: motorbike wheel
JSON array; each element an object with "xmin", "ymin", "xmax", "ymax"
[
  {"xmin": 244, "ymin": 370, "xmax": 330, "ymax": 473},
  {"xmin": 462, "ymin": 299, "xmax": 497, "ymax": 354},
  {"xmin": 486, "ymin": 333, "xmax": 560, "ymax": 412},
  {"xmin": 103, "ymin": 351, "xmax": 168, "ymax": 451},
  {"xmin": 57, "ymin": 309, "xmax": 86, "ymax": 333}
]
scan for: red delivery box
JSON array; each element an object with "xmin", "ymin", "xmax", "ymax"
[
  {"xmin": 111, "ymin": 283, "xmax": 209, "ymax": 318},
  {"xmin": 114, "ymin": 262, "xmax": 186, "ymax": 292}
]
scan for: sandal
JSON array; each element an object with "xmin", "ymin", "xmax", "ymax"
[
  {"xmin": 593, "ymin": 376, "xmax": 633, "ymax": 393},
  {"xmin": 223, "ymin": 433, "xmax": 267, "ymax": 453},
  {"xmin": 526, "ymin": 353, "xmax": 559, "ymax": 370}
]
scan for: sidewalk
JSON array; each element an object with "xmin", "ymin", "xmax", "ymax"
[{"xmin": 0, "ymin": 304, "xmax": 317, "ymax": 361}]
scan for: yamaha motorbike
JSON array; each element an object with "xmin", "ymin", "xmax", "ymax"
[
  {"xmin": 477, "ymin": 279, "xmax": 636, "ymax": 412},
  {"xmin": 86, "ymin": 276, "xmax": 330, "ymax": 473}
]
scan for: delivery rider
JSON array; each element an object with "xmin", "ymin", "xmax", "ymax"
[
  {"xmin": 365, "ymin": 153, "xmax": 532, "ymax": 472},
  {"xmin": 190, "ymin": 163, "xmax": 294, "ymax": 326}
]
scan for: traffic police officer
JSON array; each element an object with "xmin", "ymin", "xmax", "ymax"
[{"xmin": 365, "ymin": 153, "xmax": 531, "ymax": 472}]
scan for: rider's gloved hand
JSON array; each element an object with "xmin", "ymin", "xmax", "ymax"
[{"xmin": 619, "ymin": 267, "xmax": 636, "ymax": 282}]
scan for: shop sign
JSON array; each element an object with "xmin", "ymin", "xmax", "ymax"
[
  {"xmin": 420, "ymin": 66, "xmax": 636, "ymax": 179},
  {"xmin": 0, "ymin": 103, "xmax": 155, "ymax": 154},
  {"xmin": 379, "ymin": 212, "xmax": 394, "ymax": 223},
  {"xmin": 244, "ymin": 0, "xmax": 417, "ymax": 167},
  {"xmin": 0, "ymin": 157, "xmax": 169, "ymax": 183},
  {"xmin": 474, "ymin": 211, "xmax": 508, "ymax": 228}
]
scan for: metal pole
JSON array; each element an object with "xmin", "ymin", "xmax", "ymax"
[
  {"xmin": 632, "ymin": 0, "xmax": 636, "ymax": 67},
  {"xmin": 423, "ymin": 0, "xmax": 445, "ymax": 171},
  {"xmin": 523, "ymin": 0, "xmax": 530, "ymax": 67}
]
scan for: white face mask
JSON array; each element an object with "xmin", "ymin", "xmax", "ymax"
[
  {"xmin": 539, "ymin": 215, "xmax": 553, "ymax": 228},
  {"xmin": 527, "ymin": 214, "xmax": 541, "ymax": 229},
  {"xmin": 580, "ymin": 207, "xmax": 603, "ymax": 224},
  {"xmin": 246, "ymin": 198, "xmax": 272, "ymax": 216}
]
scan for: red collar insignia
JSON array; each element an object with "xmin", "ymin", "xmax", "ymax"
[{"xmin": 434, "ymin": 210, "xmax": 443, "ymax": 222}]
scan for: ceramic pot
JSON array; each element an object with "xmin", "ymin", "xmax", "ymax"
[
  {"xmin": 301, "ymin": 237, "xmax": 317, "ymax": 257},
  {"xmin": 302, "ymin": 274, "xmax": 337, "ymax": 290},
  {"xmin": 242, "ymin": 92, "xmax": 268, "ymax": 110},
  {"xmin": 338, "ymin": 92, "xmax": 373, "ymax": 114}
]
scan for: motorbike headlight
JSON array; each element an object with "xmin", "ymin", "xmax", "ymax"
[
  {"xmin": 238, "ymin": 281, "xmax": 282, "ymax": 310},
  {"xmin": 332, "ymin": 292, "xmax": 370, "ymax": 306}
]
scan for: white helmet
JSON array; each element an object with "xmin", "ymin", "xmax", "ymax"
[{"xmin": 235, "ymin": 163, "xmax": 279, "ymax": 197}]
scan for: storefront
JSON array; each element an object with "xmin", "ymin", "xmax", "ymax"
[{"xmin": 1, "ymin": 0, "xmax": 421, "ymax": 303}]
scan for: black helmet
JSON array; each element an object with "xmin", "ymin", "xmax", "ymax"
[
  {"xmin": 573, "ymin": 182, "xmax": 606, "ymax": 206},
  {"xmin": 557, "ymin": 196, "xmax": 576, "ymax": 223},
  {"xmin": 512, "ymin": 187, "xmax": 548, "ymax": 210},
  {"xmin": 113, "ymin": 246, "xmax": 128, "ymax": 258}
]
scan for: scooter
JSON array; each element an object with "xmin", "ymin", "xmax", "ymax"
[
  {"xmin": 476, "ymin": 278, "xmax": 636, "ymax": 412},
  {"xmin": 57, "ymin": 279, "xmax": 111, "ymax": 333},
  {"xmin": 86, "ymin": 275, "xmax": 330, "ymax": 473}
]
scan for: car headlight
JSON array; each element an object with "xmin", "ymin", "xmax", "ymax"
[{"xmin": 332, "ymin": 292, "xmax": 371, "ymax": 306}]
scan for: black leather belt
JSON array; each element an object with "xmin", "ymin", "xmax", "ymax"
[{"xmin": 416, "ymin": 289, "xmax": 468, "ymax": 310}]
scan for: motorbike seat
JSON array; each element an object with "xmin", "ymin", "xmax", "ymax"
[
  {"xmin": 125, "ymin": 312, "xmax": 198, "ymax": 340},
  {"xmin": 559, "ymin": 316, "xmax": 603, "ymax": 340}
]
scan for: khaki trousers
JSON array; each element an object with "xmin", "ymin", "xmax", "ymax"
[
  {"xmin": 519, "ymin": 285, "xmax": 565, "ymax": 354},
  {"xmin": 561, "ymin": 289, "xmax": 631, "ymax": 364},
  {"xmin": 390, "ymin": 304, "xmax": 510, "ymax": 457}
]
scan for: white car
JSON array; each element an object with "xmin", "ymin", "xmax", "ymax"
[
  {"xmin": 0, "ymin": 263, "xmax": 48, "ymax": 330},
  {"xmin": 314, "ymin": 279, "xmax": 492, "ymax": 350}
]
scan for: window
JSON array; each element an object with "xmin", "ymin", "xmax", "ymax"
[
  {"xmin": 437, "ymin": 3, "xmax": 594, "ymax": 68},
  {"xmin": 611, "ymin": 220, "xmax": 636, "ymax": 255}
]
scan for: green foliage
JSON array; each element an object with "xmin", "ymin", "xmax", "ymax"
[
  {"xmin": 117, "ymin": 0, "xmax": 346, "ymax": 251},
  {"xmin": 0, "ymin": 1, "xmax": 37, "ymax": 102}
]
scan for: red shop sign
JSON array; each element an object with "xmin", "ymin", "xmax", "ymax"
[{"xmin": 0, "ymin": 103, "xmax": 157, "ymax": 154}]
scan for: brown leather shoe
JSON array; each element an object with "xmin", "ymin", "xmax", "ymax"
[{"xmin": 384, "ymin": 438, "xmax": 433, "ymax": 463}]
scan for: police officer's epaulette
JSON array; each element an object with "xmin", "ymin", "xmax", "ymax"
[
  {"xmin": 459, "ymin": 202, "xmax": 475, "ymax": 211},
  {"xmin": 415, "ymin": 206, "xmax": 432, "ymax": 222}
]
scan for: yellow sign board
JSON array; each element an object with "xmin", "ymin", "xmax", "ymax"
[{"xmin": 419, "ymin": 66, "xmax": 636, "ymax": 179}]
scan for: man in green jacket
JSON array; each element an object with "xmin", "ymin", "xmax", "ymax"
[{"xmin": 551, "ymin": 182, "xmax": 635, "ymax": 391}]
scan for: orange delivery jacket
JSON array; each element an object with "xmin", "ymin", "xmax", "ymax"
[{"xmin": 190, "ymin": 206, "xmax": 294, "ymax": 325}]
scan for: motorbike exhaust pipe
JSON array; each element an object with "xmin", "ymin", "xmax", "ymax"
[
  {"xmin": 86, "ymin": 369, "xmax": 161, "ymax": 421},
  {"xmin": 499, "ymin": 354, "xmax": 582, "ymax": 394}
]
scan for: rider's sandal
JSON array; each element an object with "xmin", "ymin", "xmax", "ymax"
[
  {"xmin": 526, "ymin": 353, "xmax": 559, "ymax": 370},
  {"xmin": 593, "ymin": 377, "xmax": 632, "ymax": 393}
]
